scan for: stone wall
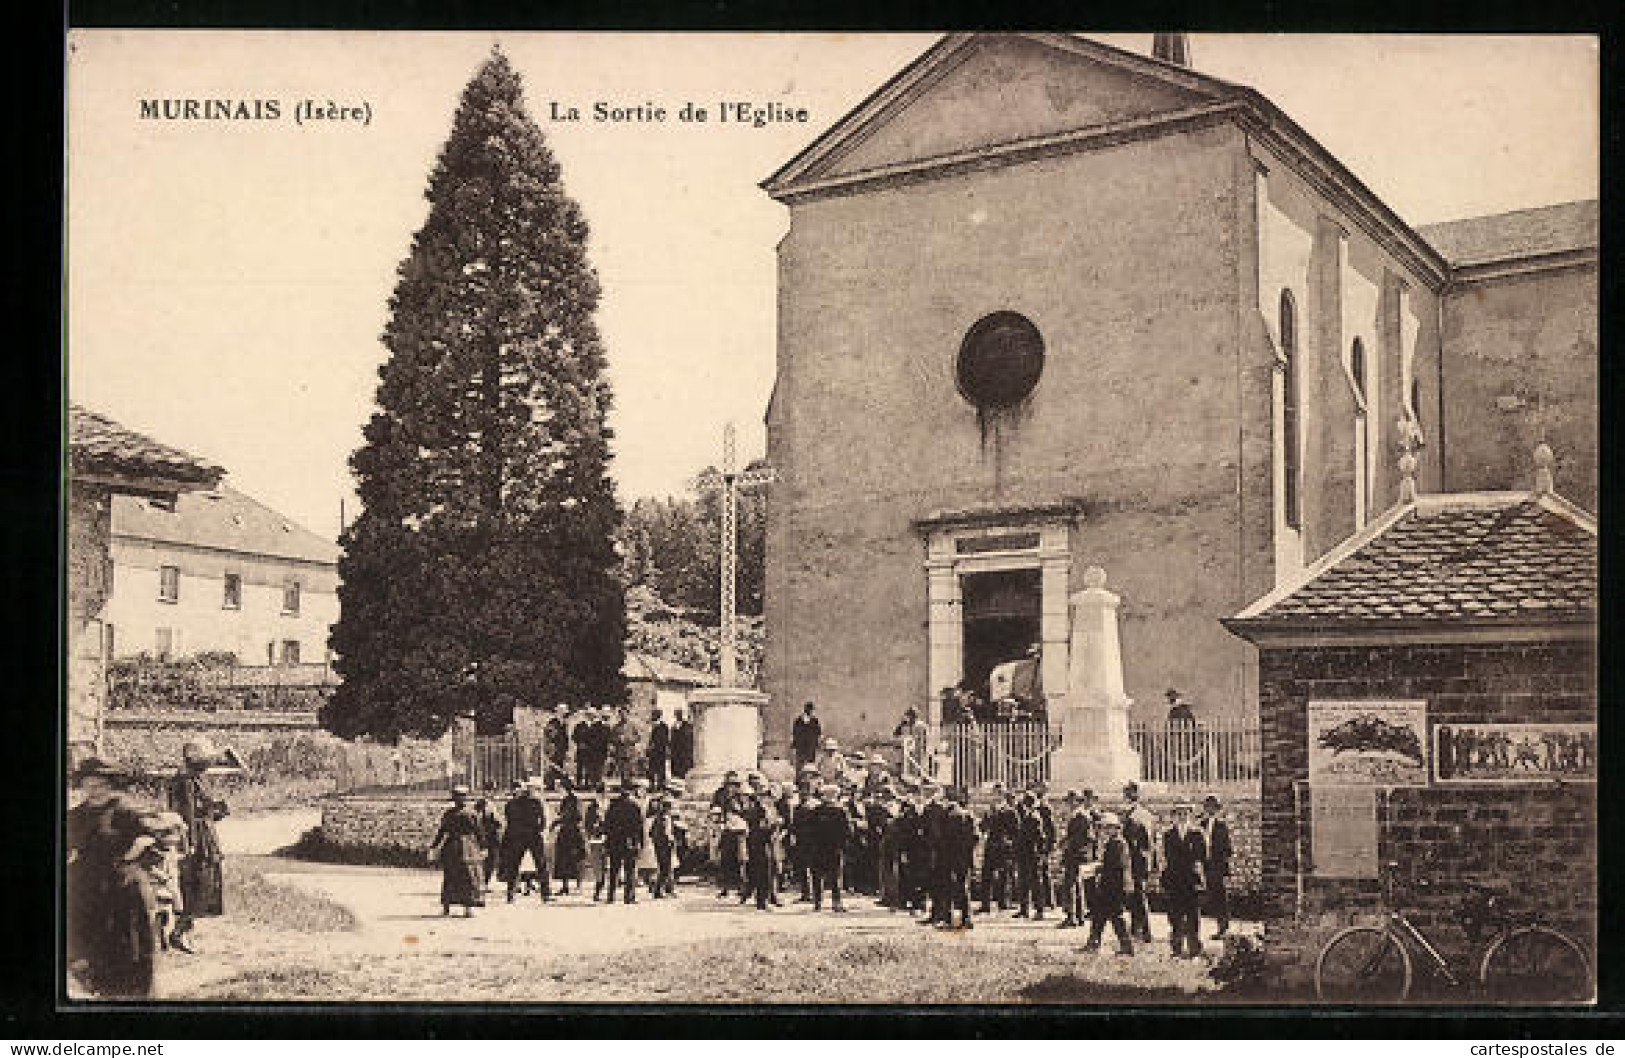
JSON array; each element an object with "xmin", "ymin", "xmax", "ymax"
[
  {"xmin": 1439, "ymin": 265, "xmax": 1598, "ymax": 511},
  {"xmin": 1256, "ymin": 638, "xmax": 1596, "ymax": 987},
  {"xmin": 68, "ymin": 483, "xmax": 114, "ymax": 765}
]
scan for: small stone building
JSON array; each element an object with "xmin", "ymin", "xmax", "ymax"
[
  {"xmin": 68, "ymin": 404, "xmax": 222, "ymax": 766},
  {"xmin": 1223, "ymin": 450, "xmax": 1595, "ymax": 987}
]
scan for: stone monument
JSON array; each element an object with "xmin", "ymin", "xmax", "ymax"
[{"xmin": 1049, "ymin": 565, "xmax": 1142, "ymax": 790}]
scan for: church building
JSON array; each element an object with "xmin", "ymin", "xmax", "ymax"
[{"xmin": 759, "ymin": 33, "xmax": 1596, "ymax": 749}]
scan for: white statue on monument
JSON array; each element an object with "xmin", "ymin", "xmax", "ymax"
[{"xmin": 1049, "ymin": 565, "xmax": 1142, "ymax": 790}]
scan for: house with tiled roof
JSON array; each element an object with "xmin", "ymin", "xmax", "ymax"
[
  {"xmin": 1224, "ymin": 446, "xmax": 1596, "ymax": 989},
  {"xmin": 104, "ymin": 483, "xmax": 340, "ymax": 667},
  {"xmin": 67, "ymin": 404, "xmax": 224, "ymax": 763}
]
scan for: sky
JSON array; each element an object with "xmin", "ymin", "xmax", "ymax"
[{"xmin": 66, "ymin": 32, "xmax": 1598, "ymax": 542}]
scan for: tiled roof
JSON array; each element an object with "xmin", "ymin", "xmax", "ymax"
[
  {"xmin": 113, "ymin": 484, "xmax": 339, "ymax": 566},
  {"xmin": 1229, "ymin": 494, "xmax": 1595, "ymax": 630},
  {"xmin": 622, "ymin": 651, "xmax": 717, "ymax": 687},
  {"xmin": 68, "ymin": 404, "xmax": 223, "ymax": 487},
  {"xmin": 1417, "ymin": 200, "xmax": 1598, "ymax": 268}
]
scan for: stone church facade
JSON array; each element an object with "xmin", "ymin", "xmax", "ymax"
[{"xmin": 759, "ymin": 33, "xmax": 1596, "ymax": 750}]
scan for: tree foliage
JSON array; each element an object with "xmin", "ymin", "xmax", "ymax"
[
  {"xmin": 619, "ymin": 458, "xmax": 767, "ymax": 620},
  {"xmin": 325, "ymin": 51, "xmax": 625, "ymax": 740}
]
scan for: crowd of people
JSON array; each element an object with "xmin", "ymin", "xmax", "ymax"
[
  {"xmin": 539, "ymin": 705, "xmax": 695, "ymax": 792},
  {"xmin": 428, "ymin": 773, "xmax": 696, "ymax": 914},
  {"xmin": 440, "ymin": 712, "xmax": 1239, "ymax": 962},
  {"xmin": 701, "ymin": 768, "xmax": 1233, "ymax": 958},
  {"xmin": 65, "ymin": 740, "xmax": 230, "ymax": 999}
]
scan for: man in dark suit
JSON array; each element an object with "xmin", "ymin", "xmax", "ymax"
[
  {"xmin": 1013, "ymin": 792, "xmax": 1052, "ymax": 920},
  {"xmin": 792, "ymin": 701, "xmax": 822, "ymax": 771},
  {"xmin": 572, "ymin": 710, "xmax": 595, "ymax": 790},
  {"xmin": 802, "ymin": 783, "xmax": 851, "ymax": 912},
  {"xmin": 670, "ymin": 708, "xmax": 695, "ymax": 778},
  {"xmin": 1200, "ymin": 794, "xmax": 1233, "ymax": 939},
  {"xmin": 936, "ymin": 787, "xmax": 978, "ymax": 930},
  {"xmin": 602, "ymin": 782, "xmax": 644, "ymax": 904},
  {"xmin": 918, "ymin": 783, "xmax": 952, "ymax": 925},
  {"xmin": 1083, "ymin": 812, "xmax": 1134, "ymax": 956},
  {"xmin": 977, "ymin": 785, "xmax": 1017, "ymax": 913},
  {"xmin": 1120, "ymin": 782, "xmax": 1156, "ymax": 943},
  {"xmin": 1161, "ymin": 802, "xmax": 1208, "ymax": 958},
  {"xmin": 1056, "ymin": 789, "xmax": 1095, "ymax": 929},
  {"xmin": 646, "ymin": 710, "xmax": 671, "ymax": 786},
  {"xmin": 500, "ymin": 780, "xmax": 550, "ymax": 902},
  {"xmin": 544, "ymin": 706, "xmax": 571, "ymax": 791}
]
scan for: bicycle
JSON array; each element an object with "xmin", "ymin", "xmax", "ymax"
[{"xmin": 1314, "ymin": 862, "xmax": 1592, "ymax": 1003}]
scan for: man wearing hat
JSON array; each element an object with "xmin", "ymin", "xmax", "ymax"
[
  {"xmin": 1055, "ymin": 790, "xmax": 1095, "ymax": 929},
  {"xmin": 1082, "ymin": 813, "xmax": 1135, "ymax": 956},
  {"xmin": 714, "ymin": 772, "xmax": 747, "ymax": 899},
  {"xmin": 802, "ymin": 783, "xmax": 851, "ymax": 912},
  {"xmin": 788, "ymin": 767, "xmax": 820, "ymax": 901},
  {"xmin": 917, "ymin": 782, "xmax": 953, "ymax": 926},
  {"xmin": 977, "ymin": 784, "xmax": 1017, "ymax": 914},
  {"xmin": 646, "ymin": 709, "xmax": 671, "ymax": 787},
  {"xmin": 167, "ymin": 738, "xmax": 228, "ymax": 952},
  {"xmin": 1200, "ymin": 794, "xmax": 1233, "ymax": 939},
  {"xmin": 1161, "ymin": 802, "xmax": 1208, "ymax": 958},
  {"xmin": 646, "ymin": 785, "xmax": 677, "ymax": 898},
  {"xmin": 544, "ymin": 705, "xmax": 571, "ymax": 791},
  {"xmin": 937, "ymin": 787, "xmax": 978, "ymax": 930},
  {"xmin": 670, "ymin": 707, "xmax": 695, "ymax": 779},
  {"xmin": 1120, "ymin": 782, "xmax": 1156, "ymax": 944},
  {"xmin": 791, "ymin": 701, "xmax": 822, "ymax": 771},
  {"xmin": 501, "ymin": 779, "xmax": 551, "ymax": 903},
  {"xmin": 1012, "ymin": 790, "xmax": 1052, "ymax": 921},
  {"xmin": 602, "ymin": 781, "xmax": 645, "ymax": 904}
]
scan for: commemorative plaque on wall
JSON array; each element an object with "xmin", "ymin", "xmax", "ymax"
[
  {"xmin": 1432, "ymin": 722, "xmax": 1596, "ymax": 784},
  {"xmin": 1307, "ymin": 700, "xmax": 1429, "ymax": 787}
]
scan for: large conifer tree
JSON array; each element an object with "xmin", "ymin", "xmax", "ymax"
[{"xmin": 325, "ymin": 51, "xmax": 625, "ymax": 740}]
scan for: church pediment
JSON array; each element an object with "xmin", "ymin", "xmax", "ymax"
[{"xmin": 765, "ymin": 33, "xmax": 1234, "ymax": 199}]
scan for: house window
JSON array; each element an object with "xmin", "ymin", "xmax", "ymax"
[
  {"xmin": 1350, "ymin": 338, "xmax": 1367, "ymax": 403},
  {"xmin": 1279, "ymin": 291, "xmax": 1301, "ymax": 530},
  {"xmin": 281, "ymin": 640, "xmax": 301, "ymax": 665},
  {"xmin": 282, "ymin": 580, "xmax": 301, "ymax": 615},
  {"xmin": 158, "ymin": 565, "xmax": 180, "ymax": 603},
  {"xmin": 155, "ymin": 627, "xmax": 176, "ymax": 660},
  {"xmin": 223, "ymin": 573, "xmax": 242, "ymax": 610}
]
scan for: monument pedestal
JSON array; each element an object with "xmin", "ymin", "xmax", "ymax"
[
  {"xmin": 684, "ymin": 687, "xmax": 767, "ymax": 800},
  {"xmin": 1047, "ymin": 566, "xmax": 1142, "ymax": 792}
]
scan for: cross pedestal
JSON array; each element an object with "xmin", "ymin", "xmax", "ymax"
[
  {"xmin": 1049, "ymin": 566, "xmax": 1142, "ymax": 791},
  {"xmin": 685, "ymin": 686, "xmax": 769, "ymax": 800}
]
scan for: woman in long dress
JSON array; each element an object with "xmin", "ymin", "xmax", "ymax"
[
  {"xmin": 551, "ymin": 780, "xmax": 587, "ymax": 895},
  {"xmin": 429, "ymin": 785, "xmax": 485, "ymax": 916},
  {"xmin": 168, "ymin": 739, "xmax": 227, "ymax": 953}
]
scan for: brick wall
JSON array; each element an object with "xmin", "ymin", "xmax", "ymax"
[{"xmin": 1257, "ymin": 637, "xmax": 1596, "ymax": 987}]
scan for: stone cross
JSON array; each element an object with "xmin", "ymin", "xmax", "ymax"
[{"xmin": 695, "ymin": 423, "xmax": 775, "ymax": 688}]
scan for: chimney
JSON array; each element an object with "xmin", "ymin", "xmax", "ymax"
[{"xmin": 1152, "ymin": 33, "xmax": 1192, "ymax": 68}]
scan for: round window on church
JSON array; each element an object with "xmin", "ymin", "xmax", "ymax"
[{"xmin": 956, "ymin": 312, "xmax": 1045, "ymax": 409}]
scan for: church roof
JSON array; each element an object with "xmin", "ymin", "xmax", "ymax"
[
  {"xmin": 113, "ymin": 484, "xmax": 339, "ymax": 566},
  {"xmin": 764, "ymin": 32, "xmax": 1451, "ymax": 287},
  {"xmin": 69, "ymin": 404, "xmax": 223, "ymax": 490},
  {"xmin": 1226, "ymin": 489, "xmax": 1595, "ymax": 637},
  {"xmin": 1418, "ymin": 200, "xmax": 1598, "ymax": 269}
]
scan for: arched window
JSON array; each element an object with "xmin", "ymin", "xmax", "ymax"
[
  {"xmin": 1280, "ymin": 291, "xmax": 1301, "ymax": 529},
  {"xmin": 1351, "ymin": 338, "xmax": 1370, "ymax": 524},
  {"xmin": 1350, "ymin": 339, "xmax": 1367, "ymax": 402}
]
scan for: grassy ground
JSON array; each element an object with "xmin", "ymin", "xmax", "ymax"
[
  {"xmin": 185, "ymin": 927, "xmax": 1243, "ymax": 1004},
  {"xmin": 221, "ymin": 857, "xmax": 359, "ymax": 934}
]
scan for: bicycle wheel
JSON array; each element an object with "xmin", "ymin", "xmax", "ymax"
[
  {"xmin": 1480, "ymin": 926, "xmax": 1593, "ymax": 1003},
  {"xmin": 1315, "ymin": 925, "xmax": 1412, "ymax": 1002}
]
